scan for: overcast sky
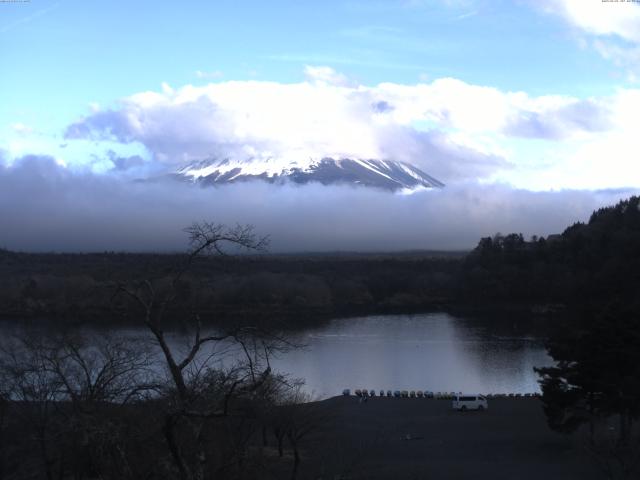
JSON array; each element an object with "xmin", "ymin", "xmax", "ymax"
[{"xmin": 1, "ymin": 0, "xmax": 640, "ymax": 251}]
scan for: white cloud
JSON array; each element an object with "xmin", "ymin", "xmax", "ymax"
[
  {"xmin": 555, "ymin": 88, "xmax": 640, "ymax": 188},
  {"xmin": 195, "ymin": 70, "xmax": 224, "ymax": 80},
  {"xmin": 493, "ymin": 86, "xmax": 640, "ymax": 190},
  {"xmin": 63, "ymin": 68, "xmax": 624, "ymax": 186},
  {"xmin": 11, "ymin": 123, "xmax": 33, "ymax": 134},
  {"xmin": 161, "ymin": 82, "xmax": 174, "ymax": 95},
  {"xmin": 303, "ymin": 65, "xmax": 353, "ymax": 87},
  {"xmin": 538, "ymin": 0, "xmax": 640, "ymax": 43},
  {"xmin": 533, "ymin": 0, "xmax": 640, "ymax": 78},
  {"xmin": 593, "ymin": 39, "xmax": 640, "ymax": 80}
]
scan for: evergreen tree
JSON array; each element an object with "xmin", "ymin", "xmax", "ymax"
[{"xmin": 536, "ymin": 302, "xmax": 640, "ymax": 443}]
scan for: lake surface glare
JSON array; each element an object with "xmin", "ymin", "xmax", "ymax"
[{"xmin": 271, "ymin": 313, "xmax": 552, "ymax": 398}]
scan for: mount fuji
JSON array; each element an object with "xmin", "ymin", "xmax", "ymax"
[{"xmin": 173, "ymin": 157, "xmax": 444, "ymax": 192}]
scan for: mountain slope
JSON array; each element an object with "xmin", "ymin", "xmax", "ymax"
[{"xmin": 174, "ymin": 157, "xmax": 444, "ymax": 191}]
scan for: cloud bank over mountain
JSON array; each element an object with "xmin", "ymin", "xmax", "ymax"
[
  {"xmin": 62, "ymin": 72, "xmax": 625, "ymax": 188},
  {"xmin": 4, "ymin": 64, "xmax": 640, "ymax": 252},
  {"xmin": 1, "ymin": 155, "xmax": 635, "ymax": 253}
]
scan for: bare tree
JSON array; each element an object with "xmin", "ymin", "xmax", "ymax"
[
  {"xmin": 0, "ymin": 357, "xmax": 10, "ymax": 479},
  {"xmin": 0, "ymin": 384, "xmax": 6, "ymax": 480},
  {"xmin": 40, "ymin": 333, "xmax": 157, "ymax": 407},
  {"xmin": 265, "ymin": 383, "xmax": 327, "ymax": 480},
  {"xmin": 0, "ymin": 334, "xmax": 65, "ymax": 480},
  {"xmin": 114, "ymin": 223, "xmax": 269, "ymax": 402},
  {"xmin": 0, "ymin": 331, "xmax": 156, "ymax": 480},
  {"xmin": 112, "ymin": 222, "xmax": 297, "ymax": 480}
]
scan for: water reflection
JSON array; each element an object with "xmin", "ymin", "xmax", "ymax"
[
  {"xmin": 271, "ymin": 313, "xmax": 552, "ymax": 398},
  {"xmin": 0, "ymin": 312, "xmax": 553, "ymax": 399}
]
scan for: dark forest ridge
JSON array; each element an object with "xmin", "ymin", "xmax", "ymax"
[
  {"xmin": 2, "ymin": 196, "xmax": 639, "ymax": 326},
  {"xmin": 0, "ymin": 246, "xmax": 465, "ymax": 325},
  {"xmin": 0, "ymin": 248, "xmax": 468, "ymax": 260}
]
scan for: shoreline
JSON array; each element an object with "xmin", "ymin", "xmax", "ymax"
[{"xmin": 0, "ymin": 300, "xmax": 563, "ymax": 332}]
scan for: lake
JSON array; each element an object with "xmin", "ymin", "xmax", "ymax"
[
  {"xmin": 1, "ymin": 312, "xmax": 553, "ymax": 399},
  {"xmin": 270, "ymin": 313, "xmax": 552, "ymax": 398}
]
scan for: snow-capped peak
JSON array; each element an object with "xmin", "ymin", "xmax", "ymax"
[{"xmin": 174, "ymin": 157, "xmax": 444, "ymax": 192}]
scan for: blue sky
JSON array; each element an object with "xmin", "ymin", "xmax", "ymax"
[
  {"xmin": 2, "ymin": 0, "xmax": 640, "ymax": 251},
  {"xmin": 1, "ymin": 0, "xmax": 621, "ymax": 124}
]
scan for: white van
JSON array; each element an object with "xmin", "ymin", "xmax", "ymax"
[{"xmin": 452, "ymin": 394, "xmax": 488, "ymax": 411}]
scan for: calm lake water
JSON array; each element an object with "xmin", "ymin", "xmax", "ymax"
[
  {"xmin": 271, "ymin": 313, "xmax": 552, "ymax": 398},
  {"xmin": 2, "ymin": 312, "xmax": 553, "ymax": 399}
]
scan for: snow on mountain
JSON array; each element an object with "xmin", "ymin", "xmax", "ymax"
[{"xmin": 174, "ymin": 157, "xmax": 444, "ymax": 192}]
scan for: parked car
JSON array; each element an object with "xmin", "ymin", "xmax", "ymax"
[
  {"xmin": 401, "ymin": 390, "xmax": 409, "ymax": 398},
  {"xmin": 386, "ymin": 390, "xmax": 392, "ymax": 397},
  {"xmin": 409, "ymin": 390, "xmax": 416, "ymax": 398},
  {"xmin": 369, "ymin": 389, "xmax": 376, "ymax": 397},
  {"xmin": 424, "ymin": 391, "xmax": 434, "ymax": 399},
  {"xmin": 416, "ymin": 390, "xmax": 424, "ymax": 398},
  {"xmin": 380, "ymin": 390, "xmax": 385, "ymax": 397},
  {"xmin": 393, "ymin": 390, "xmax": 401, "ymax": 398},
  {"xmin": 452, "ymin": 394, "xmax": 488, "ymax": 411},
  {"xmin": 355, "ymin": 389, "xmax": 362, "ymax": 397}
]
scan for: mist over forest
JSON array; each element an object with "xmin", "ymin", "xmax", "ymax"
[{"xmin": 1, "ymin": 155, "xmax": 635, "ymax": 253}]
